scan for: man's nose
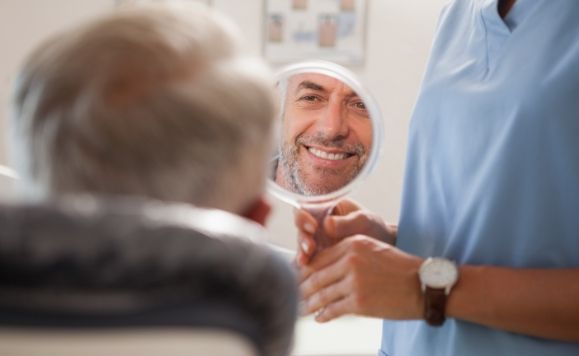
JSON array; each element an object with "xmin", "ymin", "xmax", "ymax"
[{"xmin": 315, "ymin": 100, "xmax": 349, "ymax": 139}]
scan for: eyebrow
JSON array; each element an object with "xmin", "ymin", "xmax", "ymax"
[
  {"xmin": 296, "ymin": 80, "xmax": 326, "ymax": 93},
  {"xmin": 295, "ymin": 80, "xmax": 359, "ymax": 100}
]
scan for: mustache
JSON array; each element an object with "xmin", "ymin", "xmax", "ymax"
[{"xmin": 295, "ymin": 133, "xmax": 366, "ymax": 157}]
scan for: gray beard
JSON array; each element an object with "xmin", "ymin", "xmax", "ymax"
[{"xmin": 278, "ymin": 137, "xmax": 367, "ymax": 196}]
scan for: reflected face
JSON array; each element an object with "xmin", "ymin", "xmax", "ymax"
[{"xmin": 275, "ymin": 73, "xmax": 372, "ymax": 195}]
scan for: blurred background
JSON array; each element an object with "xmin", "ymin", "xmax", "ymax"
[{"xmin": 0, "ymin": 1, "xmax": 447, "ymax": 355}]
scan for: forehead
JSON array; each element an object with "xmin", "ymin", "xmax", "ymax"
[{"xmin": 287, "ymin": 73, "xmax": 355, "ymax": 94}]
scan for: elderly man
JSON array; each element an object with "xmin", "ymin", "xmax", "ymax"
[
  {"xmin": 274, "ymin": 73, "xmax": 372, "ymax": 196},
  {"xmin": 3, "ymin": 5, "xmax": 296, "ymax": 356}
]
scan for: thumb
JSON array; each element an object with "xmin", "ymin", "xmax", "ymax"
[{"xmin": 323, "ymin": 210, "xmax": 369, "ymax": 240}]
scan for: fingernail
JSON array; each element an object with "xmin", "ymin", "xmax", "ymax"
[
  {"xmin": 304, "ymin": 222, "xmax": 315, "ymax": 234},
  {"xmin": 301, "ymin": 240, "xmax": 310, "ymax": 254}
]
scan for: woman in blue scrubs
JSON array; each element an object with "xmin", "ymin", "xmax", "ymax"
[{"xmin": 296, "ymin": 0, "xmax": 579, "ymax": 355}]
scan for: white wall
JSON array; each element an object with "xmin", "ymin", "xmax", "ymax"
[
  {"xmin": 0, "ymin": 0, "xmax": 115, "ymax": 163},
  {"xmin": 0, "ymin": 0, "xmax": 447, "ymax": 249}
]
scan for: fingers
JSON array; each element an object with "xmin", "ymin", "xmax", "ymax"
[
  {"xmin": 324, "ymin": 210, "xmax": 371, "ymax": 240},
  {"xmin": 326, "ymin": 209, "xmax": 394, "ymax": 244},
  {"xmin": 315, "ymin": 296, "xmax": 355, "ymax": 323},
  {"xmin": 299, "ymin": 251, "xmax": 352, "ymax": 320},
  {"xmin": 299, "ymin": 238, "xmax": 351, "ymax": 282},
  {"xmin": 300, "ymin": 254, "xmax": 348, "ymax": 300},
  {"xmin": 332, "ymin": 199, "xmax": 363, "ymax": 216},
  {"xmin": 294, "ymin": 209, "xmax": 317, "ymax": 235},
  {"xmin": 296, "ymin": 232, "xmax": 316, "ymax": 266},
  {"xmin": 295, "ymin": 209, "xmax": 318, "ymax": 266},
  {"xmin": 302, "ymin": 277, "xmax": 350, "ymax": 316},
  {"xmin": 295, "ymin": 199, "xmax": 363, "ymax": 239},
  {"xmin": 294, "ymin": 201, "xmax": 374, "ymax": 267}
]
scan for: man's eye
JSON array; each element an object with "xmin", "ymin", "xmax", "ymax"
[
  {"xmin": 354, "ymin": 101, "xmax": 366, "ymax": 110},
  {"xmin": 299, "ymin": 95, "xmax": 319, "ymax": 102},
  {"xmin": 350, "ymin": 100, "xmax": 367, "ymax": 112}
]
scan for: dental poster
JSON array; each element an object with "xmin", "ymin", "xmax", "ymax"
[{"xmin": 264, "ymin": 0, "xmax": 367, "ymax": 65}]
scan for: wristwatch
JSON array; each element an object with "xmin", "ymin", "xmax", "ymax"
[{"xmin": 418, "ymin": 257, "xmax": 459, "ymax": 326}]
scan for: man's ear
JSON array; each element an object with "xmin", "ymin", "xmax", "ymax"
[{"xmin": 242, "ymin": 196, "xmax": 272, "ymax": 226}]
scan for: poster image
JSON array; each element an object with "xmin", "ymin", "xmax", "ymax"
[
  {"xmin": 292, "ymin": 0, "xmax": 308, "ymax": 10},
  {"xmin": 340, "ymin": 0, "xmax": 355, "ymax": 12},
  {"xmin": 263, "ymin": 0, "xmax": 366, "ymax": 64},
  {"xmin": 267, "ymin": 14, "xmax": 285, "ymax": 43},
  {"xmin": 318, "ymin": 14, "xmax": 337, "ymax": 48}
]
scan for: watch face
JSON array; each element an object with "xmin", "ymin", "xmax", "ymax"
[{"xmin": 420, "ymin": 258, "xmax": 458, "ymax": 288}]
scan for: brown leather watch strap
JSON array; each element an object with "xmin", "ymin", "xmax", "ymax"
[{"xmin": 424, "ymin": 287, "xmax": 447, "ymax": 326}]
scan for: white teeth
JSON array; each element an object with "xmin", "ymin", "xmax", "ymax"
[{"xmin": 308, "ymin": 147, "xmax": 347, "ymax": 160}]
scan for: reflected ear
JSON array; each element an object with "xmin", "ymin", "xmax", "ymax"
[{"xmin": 242, "ymin": 196, "xmax": 272, "ymax": 226}]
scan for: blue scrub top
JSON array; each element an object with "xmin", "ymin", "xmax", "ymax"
[{"xmin": 381, "ymin": 0, "xmax": 579, "ymax": 355}]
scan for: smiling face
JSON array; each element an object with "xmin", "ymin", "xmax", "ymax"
[{"xmin": 275, "ymin": 73, "xmax": 372, "ymax": 195}]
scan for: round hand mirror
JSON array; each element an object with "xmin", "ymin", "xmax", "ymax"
[{"xmin": 268, "ymin": 61, "xmax": 383, "ymax": 250}]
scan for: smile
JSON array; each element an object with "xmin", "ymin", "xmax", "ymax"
[{"xmin": 307, "ymin": 147, "xmax": 352, "ymax": 161}]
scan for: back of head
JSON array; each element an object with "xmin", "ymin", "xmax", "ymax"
[{"xmin": 10, "ymin": 4, "xmax": 276, "ymax": 214}]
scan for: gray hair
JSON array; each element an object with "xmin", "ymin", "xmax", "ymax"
[{"xmin": 9, "ymin": 5, "xmax": 276, "ymax": 214}]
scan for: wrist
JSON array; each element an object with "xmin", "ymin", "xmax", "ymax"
[
  {"xmin": 398, "ymin": 255, "xmax": 424, "ymax": 319},
  {"xmin": 418, "ymin": 257, "xmax": 460, "ymax": 326},
  {"xmin": 445, "ymin": 264, "xmax": 488, "ymax": 321},
  {"xmin": 412, "ymin": 258, "xmax": 426, "ymax": 319}
]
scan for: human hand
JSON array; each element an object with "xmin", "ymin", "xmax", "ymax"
[
  {"xmin": 294, "ymin": 199, "xmax": 396, "ymax": 266},
  {"xmin": 299, "ymin": 235, "xmax": 423, "ymax": 322}
]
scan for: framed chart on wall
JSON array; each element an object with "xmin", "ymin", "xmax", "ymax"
[{"xmin": 264, "ymin": 0, "xmax": 367, "ymax": 65}]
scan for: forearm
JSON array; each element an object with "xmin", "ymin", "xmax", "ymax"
[{"xmin": 446, "ymin": 266, "xmax": 579, "ymax": 342}]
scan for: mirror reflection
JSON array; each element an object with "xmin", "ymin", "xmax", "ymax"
[{"xmin": 272, "ymin": 72, "xmax": 373, "ymax": 196}]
